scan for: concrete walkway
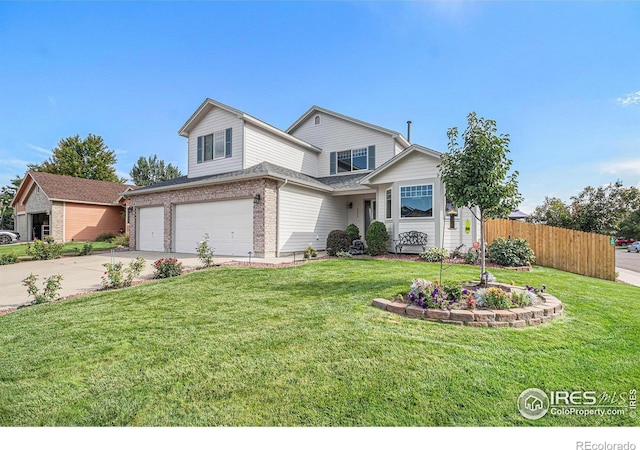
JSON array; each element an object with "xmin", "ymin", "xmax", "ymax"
[
  {"xmin": 0, "ymin": 250, "xmax": 299, "ymax": 309},
  {"xmin": 616, "ymin": 267, "xmax": 640, "ymax": 288}
]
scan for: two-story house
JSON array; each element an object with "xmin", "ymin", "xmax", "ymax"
[{"xmin": 125, "ymin": 98, "xmax": 479, "ymax": 257}]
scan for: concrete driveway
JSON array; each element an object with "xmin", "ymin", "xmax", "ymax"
[{"xmin": 0, "ymin": 251, "xmax": 204, "ymax": 308}]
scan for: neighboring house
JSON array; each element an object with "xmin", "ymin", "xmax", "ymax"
[
  {"xmin": 509, "ymin": 209, "xmax": 530, "ymax": 221},
  {"xmin": 125, "ymin": 98, "xmax": 480, "ymax": 257},
  {"xmin": 12, "ymin": 171, "xmax": 134, "ymax": 242}
]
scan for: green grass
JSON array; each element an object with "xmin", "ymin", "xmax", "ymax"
[
  {"xmin": 0, "ymin": 259, "xmax": 638, "ymax": 426},
  {"xmin": 0, "ymin": 241, "xmax": 119, "ymax": 258}
]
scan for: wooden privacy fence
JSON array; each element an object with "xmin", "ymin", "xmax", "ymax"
[{"xmin": 485, "ymin": 219, "xmax": 616, "ymax": 281}]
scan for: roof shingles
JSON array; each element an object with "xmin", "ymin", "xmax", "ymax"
[{"xmin": 28, "ymin": 171, "xmax": 134, "ymax": 205}]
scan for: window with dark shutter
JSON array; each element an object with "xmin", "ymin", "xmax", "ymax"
[
  {"xmin": 197, "ymin": 136, "xmax": 203, "ymax": 163},
  {"xmin": 330, "ymin": 152, "xmax": 336, "ymax": 175},
  {"xmin": 225, "ymin": 128, "xmax": 232, "ymax": 158}
]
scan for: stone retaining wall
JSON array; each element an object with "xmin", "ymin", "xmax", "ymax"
[{"xmin": 371, "ymin": 293, "xmax": 563, "ymax": 327}]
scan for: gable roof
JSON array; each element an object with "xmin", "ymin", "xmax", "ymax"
[
  {"xmin": 12, "ymin": 171, "xmax": 135, "ymax": 207},
  {"xmin": 286, "ymin": 105, "xmax": 411, "ymax": 148},
  {"xmin": 360, "ymin": 144, "xmax": 442, "ymax": 185},
  {"xmin": 178, "ymin": 98, "xmax": 321, "ymax": 153}
]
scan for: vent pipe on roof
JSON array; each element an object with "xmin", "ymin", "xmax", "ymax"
[{"xmin": 407, "ymin": 120, "xmax": 412, "ymax": 143}]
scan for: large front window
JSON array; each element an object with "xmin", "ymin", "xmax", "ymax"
[
  {"xmin": 337, "ymin": 148, "xmax": 368, "ymax": 172},
  {"xmin": 400, "ymin": 185, "xmax": 433, "ymax": 218}
]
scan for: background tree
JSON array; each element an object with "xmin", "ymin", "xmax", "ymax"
[
  {"xmin": 0, "ymin": 176, "xmax": 23, "ymax": 230},
  {"xmin": 439, "ymin": 112, "xmax": 522, "ymax": 284},
  {"xmin": 35, "ymin": 134, "xmax": 124, "ymax": 182},
  {"xmin": 568, "ymin": 182, "xmax": 640, "ymax": 235},
  {"xmin": 129, "ymin": 155, "xmax": 183, "ymax": 187},
  {"xmin": 619, "ymin": 208, "xmax": 640, "ymax": 240},
  {"xmin": 527, "ymin": 196, "xmax": 571, "ymax": 228}
]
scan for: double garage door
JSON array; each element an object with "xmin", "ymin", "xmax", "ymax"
[{"xmin": 138, "ymin": 199, "xmax": 253, "ymax": 255}]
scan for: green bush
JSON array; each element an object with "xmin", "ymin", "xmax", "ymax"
[
  {"xmin": 153, "ymin": 258, "xmax": 183, "ymax": 279},
  {"xmin": 345, "ymin": 224, "xmax": 360, "ymax": 242},
  {"xmin": 365, "ymin": 221, "xmax": 389, "ymax": 256},
  {"xmin": 101, "ymin": 256, "xmax": 146, "ymax": 289},
  {"xmin": 464, "ymin": 250, "xmax": 478, "ymax": 265},
  {"xmin": 27, "ymin": 239, "xmax": 63, "ymax": 260},
  {"xmin": 443, "ymin": 283, "xmax": 462, "ymax": 302},
  {"xmin": 0, "ymin": 253, "xmax": 18, "ymax": 265},
  {"xmin": 111, "ymin": 233, "xmax": 130, "ymax": 247},
  {"xmin": 95, "ymin": 232, "xmax": 116, "ymax": 242},
  {"xmin": 326, "ymin": 230, "xmax": 351, "ymax": 256},
  {"xmin": 487, "ymin": 237, "xmax": 536, "ymax": 267},
  {"xmin": 482, "ymin": 287, "xmax": 512, "ymax": 309},
  {"xmin": 77, "ymin": 242, "xmax": 93, "ymax": 256},
  {"xmin": 304, "ymin": 245, "xmax": 318, "ymax": 259},
  {"xmin": 420, "ymin": 247, "xmax": 450, "ymax": 262},
  {"xmin": 22, "ymin": 273, "xmax": 63, "ymax": 304},
  {"xmin": 336, "ymin": 251, "xmax": 352, "ymax": 258}
]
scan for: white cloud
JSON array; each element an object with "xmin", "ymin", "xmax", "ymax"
[
  {"xmin": 598, "ymin": 159, "xmax": 640, "ymax": 175},
  {"xmin": 617, "ymin": 90, "xmax": 640, "ymax": 106},
  {"xmin": 116, "ymin": 170, "xmax": 130, "ymax": 183},
  {"xmin": 25, "ymin": 143, "xmax": 51, "ymax": 156}
]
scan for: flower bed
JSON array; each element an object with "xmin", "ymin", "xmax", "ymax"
[{"xmin": 372, "ymin": 281, "xmax": 563, "ymax": 327}]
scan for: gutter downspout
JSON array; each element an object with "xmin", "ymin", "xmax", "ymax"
[{"xmin": 276, "ymin": 178, "xmax": 288, "ymax": 257}]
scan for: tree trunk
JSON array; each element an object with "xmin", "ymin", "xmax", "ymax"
[{"xmin": 480, "ymin": 210, "xmax": 487, "ymax": 285}]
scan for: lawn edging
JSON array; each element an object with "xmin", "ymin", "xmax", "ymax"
[{"xmin": 372, "ymin": 291, "xmax": 563, "ymax": 327}]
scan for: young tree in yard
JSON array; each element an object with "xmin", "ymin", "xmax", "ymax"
[
  {"xmin": 129, "ymin": 155, "xmax": 183, "ymax": 187},
  {"xmin": 36, "ymin": 134, "xmax": 124, "ymax": 182},
  {"xmin": 439, "ymin": 112, "xmax": 522, "ymax": 284}
]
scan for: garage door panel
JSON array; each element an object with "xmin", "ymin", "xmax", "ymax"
[
  {"xmin": 174, "ymin": 200, "xmax": 253, "ymax": 255},
  {"xmin": 138, "ymin": 206, "xmax": 164, "ymax": 252}
]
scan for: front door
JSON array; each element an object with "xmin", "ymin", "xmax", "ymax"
[{"xmin": 364, "ymin": 200, "xmax": 376, "ymax": 234}]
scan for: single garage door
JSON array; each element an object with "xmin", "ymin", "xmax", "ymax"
[
  {"xmin": 138, "ymin": 206, "xmax": 165, "ymax": 252},
  {"xmin": 174, "ymin": 199, "xmax": 253, "ymax": 255}
]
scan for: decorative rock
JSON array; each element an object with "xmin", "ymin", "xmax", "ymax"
[
  {"xmin": 528, "ymin": 318, "xmax": 542, "ymax": 326},
  {"xmin": 540, "ymin": 316, "xmax": 552, "ymax": 324},
  {"xmin": 511, "ymin": 320, "xmax": 526, "ymax": 328},
  {"xmin": 466, "ymin": 321, "xmax": 488, "ymax": 327},
  {"xmin": 534, "ymin": 305, "xmax": 554, "ymax": 316},
  {"xmin": 473, "ymin": 310, "xmax": 496, "ymax": 322},
  {"xmin": 405, "ymin": 304, "xmax": 425, "ymax": 318},
  {"xmin": 450, "ymin": 310, "xmax": 475, "ymax": 322},
  {"xmin": 509, "ymin": 308, "xmax": 533, "ymax": 320},
  {"xmin": 386, "ymin": 302, "xmax": 407, "ymax": 314},
  {"xmin": 440, "ymin": 320, "xmax": 463, "ymax": 326},
  {"xmin": 527, "ymin": 307, "xmax": 544, "ymax": 318},
  {"xmin": 372, "ymin": 298, "xmax": 391, "ymax": 310},
  {"xmin": 492, "ymin": 310, "xmax": 517, "ymax": 323},
  {"xmin": 426, "ymin": 309, "xmax": 450, "ymax": 320},
  {"xmin": 488, "ymin": 321, "xmax": 509, "ymax": 328}
]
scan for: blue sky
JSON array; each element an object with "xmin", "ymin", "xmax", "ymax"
[{"xmin": 1, "ymin": 1, "xmax": 639, "ymax": 212}]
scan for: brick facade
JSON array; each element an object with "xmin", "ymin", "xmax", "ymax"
[{"xmin": 129, "ymin": 178, "xmax": 278, "ymax": 257}]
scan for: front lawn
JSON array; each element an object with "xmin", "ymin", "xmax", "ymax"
[
  {"xmin": 0, "ymin": 241, "xmax": 119, "ymax": 258},
  {"xmin": 0, "ymin": 260, "xmax": 638, "ymax": 426}
]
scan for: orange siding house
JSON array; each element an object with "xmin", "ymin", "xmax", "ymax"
[{"xmin": 12, "ymin": 171, "xmax": 135, "ymax": 242}]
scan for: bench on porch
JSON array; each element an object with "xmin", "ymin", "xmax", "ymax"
[{"xmin": 395, "ymin": 231, "xmax": 428, "ymax": 253}]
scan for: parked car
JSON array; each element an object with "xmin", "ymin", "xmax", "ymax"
[
  {"xmin": 0, "ymin": 230, "xmax": 20, "ymax": 245},
  {"xmin": 615, "ymin": 238, "xmax": 636, "ymax": 246},
  {"xmin": 627, "ymin": 242, "xmax": 640, "ymax": 253}
]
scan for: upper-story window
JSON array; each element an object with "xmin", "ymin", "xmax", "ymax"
[
  {"xmin": 314, "ymin": 115, "xmax": 321, "ymax": 125},
  {"xmin": 197, "ymin": 128, "xmax": 232, "ymax": 163},
  {"xmin": 329, "ymin": 145, "xmax": 375, "ymax": 175}
]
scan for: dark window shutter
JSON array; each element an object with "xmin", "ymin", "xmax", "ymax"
[
  {"xmin": 330, "ymin": 152, "xmax": 336, "ymax": 175},
  {"xmin": 225, "ymin": 128, "xmax": 232, "ymax": 158},
  {"xmin": 368, "ymin": 145, "xmax": 376, "ymax": 170},
  {"xmin": 197, "ymin": 136, "xmax": 203, "ymax": 163}
]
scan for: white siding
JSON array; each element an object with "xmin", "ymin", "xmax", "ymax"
[
  {"xmin": 278, "ymin": 184, "xmax": 346, "ymax": 253},
  {"xmin": 394, "ymin": 141, "xmax": 405, "ymax": 156},
  {"xmin": 244, "ymin": 123, "xmax": 318, "ymax": 176},
  {"xmin": 187, "ymin": 107, "xmax": 244, "ymax": 178},
  {"xmin": 369, "ymin": 151, "xmax": 440, "ymax": 185},
  {"xmin": 290, "ymin": 113, "xmax": 396, "ymax": 177}
]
